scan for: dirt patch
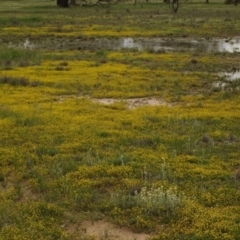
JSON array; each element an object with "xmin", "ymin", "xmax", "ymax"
[
  {"xmin": 55, "ymin": 95, "xmax": 76, "ymax": 103},
  {"xmin": 67, "ymin": 220, "xmax": 150, "ymax": 240},
  {"xmin": 55, "ymin": 95, "xmax": 172, "ymax": 108},
  {"xmin": 92, "ymin": 97, "xmax": 172, "ymax": 109},
  {"xmin": 0, "ymin": 178, "xmax": 39, "ymax": 203},
  {"xmin": 18, "ymin": 181, "xmax": 39, "ymax": 202}
]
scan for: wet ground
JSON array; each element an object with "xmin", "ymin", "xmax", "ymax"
[
  {"xmin": 219, "ymin": 71, "xmax": 240, "ymax": 81},
  {"xmin": 7, "ymin": 36, "xmax": 240, "ymax": 53},
  {"xmin": 214, "ymin": 70, "xmax": 240, "ymax": 90}
]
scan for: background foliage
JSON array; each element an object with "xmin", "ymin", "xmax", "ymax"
[{"xmin": 0, "ymin": 0, "xmax": 240, "ymax": 239}]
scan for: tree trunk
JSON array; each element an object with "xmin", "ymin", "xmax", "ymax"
[
  {"xmin": 225, "ymin": 0, "xmax": 237, "ymax": 4},
  {"xmin": 57, "ymin": 0, "xmax": 69, "ymax": 7},
  {"xmin": 70, "ymin": 0, "xmax": 77, "ymax": 5}
]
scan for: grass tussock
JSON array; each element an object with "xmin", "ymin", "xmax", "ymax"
[{"xmin": 0, "ymin": 48, "xmax": 42, "ymax": 69}]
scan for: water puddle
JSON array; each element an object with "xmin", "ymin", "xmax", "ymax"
[
  {"xmin": 215, "ymin": 38, "xmax": 240, "ymax": 53},
  {"xmin": 22, "ymin": 39, "xmax": 35, "ymax": 49},
  {"xmin": 8, "ymin": 37, "xmax": 240, "ymax": 53},
  {"xmin": 116, "ymin": 37, "xmax": 240, "ymax": 53},
  {"xmin": 219, "ymin": 71, "xmax": 240, "ymax": 81},
  {"xmin": 212, "ymin": 81, "xmax": 227, "ymax": 90},
  {"xmin": 213, "ymin": 70, "xmax": 240, "ymax": 90},
  {"xmin": 8, "ymin": 38, "xmax": 35, "ymax": 50}
]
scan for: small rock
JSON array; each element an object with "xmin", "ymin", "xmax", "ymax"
[
  {"xmin": 129, "ymin": 186, "xmax": 142, "ymax": 196},
  {"xmin": 228, "ymin": 134, "xmax": 238, "ymax": 142},
  {"xmin": 235, "ymin": 167, "xmax": 240, "ymax": 181},
  {"xmin": 201, "ymin": 134, "xmax": 211, "ymax": 143},
  {"xmin": 191, "ymin": 59, "xmax": 198, "ymax": 64}
]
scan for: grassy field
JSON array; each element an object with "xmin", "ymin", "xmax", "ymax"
[{"xmin": 0, "ymin": 0, "xmax": 240, "ymax": 239}]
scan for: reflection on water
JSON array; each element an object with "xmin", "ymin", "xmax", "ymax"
[
  {"xmin": 213, "ymin": 71, "xmax": 240, "ymax": 90},
  {"xmin": 117, "ymin": 37, "xmax": 240, "ymax": 53},
  {"xmin": 8, "ymin": 37, "xmax": 240, "ymax": 53},
  {"xmin": 23, "ymin": 39, "xmax": 35, "ymax": 49},
  {"xmin": 117, "ymin": 37, "xmax": 175, "ymax": 51},
  {"xmin": 219, "ymin": 71, "xmax": 240, "ymax": 81},
  {"xmin": 225, "ymin": 71, "xmax": 240, "ymax": 81},
  {"xmin": 212, "ymin": 82, "xmax": 227, "ymax": 89},
  {"xmin": 121, "ymin": 38, "xmax": 141, "ymax": 49},
  {"xmin": 217, "ymin": 39, "xmax": 240, "ymax": 53}
]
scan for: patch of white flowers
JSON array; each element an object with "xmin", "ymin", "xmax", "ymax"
[
  {"xmin": 137, "ymin": 186, "xmax": 181, "ymax": 213},
  {"xmin": 111, "ymin": 186, "xmax": 181, "ymax": 214}
]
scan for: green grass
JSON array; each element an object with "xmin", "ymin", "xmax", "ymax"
[{"xmin": 0, "ymin": 47, "xmax": 42, "ymax": 69}]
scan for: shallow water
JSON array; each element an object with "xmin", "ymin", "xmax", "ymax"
[
  {"xmin": 10, "ymin": 37, "xmax": 240, "ymax": 53},
  {"xmin": 213, "ymin": 71, "xmax": 240, "ymax": 90},
  {"xmin": 215, "ymin": 39, "xmax": 240, "ymax": 53},
  {"xmin": 115, "ymin": 37, "xmax": 240, "ymax": 53},
  {"xmin": 220, "ymin": 71, "xmax": 240, "ymax": 81}
]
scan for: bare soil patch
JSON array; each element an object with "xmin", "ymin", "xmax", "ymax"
[
  {"xmin": 67, "ymin": 220, "xmax": 150, "ymax": 240},
  {"xmin": 91, "ymin": 97, "xmax": 172, "ymax": 109},
  {"xmin": 55, "ymin": 95, "xmax": 172, "ymax": 108}
]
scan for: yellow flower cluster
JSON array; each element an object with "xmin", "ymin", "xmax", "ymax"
[{"xmin": 1, "ymin": 1, "xmax": 240, "ymax": 239}]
